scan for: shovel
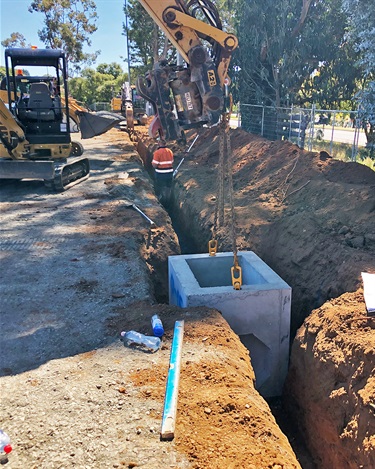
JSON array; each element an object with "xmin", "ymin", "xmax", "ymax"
[{"xmin": 123, "ymin": 200, "xmax": 156, "ymax": 227}]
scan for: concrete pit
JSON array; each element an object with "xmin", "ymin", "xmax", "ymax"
[{"xmin": 168, "ymin": 251, "xmax": 292, "ymax": 397}]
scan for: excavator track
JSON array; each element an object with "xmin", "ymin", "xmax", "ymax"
[{"xmin": 44, "ymin": 157, "xmax": 90, "ymax": 191}]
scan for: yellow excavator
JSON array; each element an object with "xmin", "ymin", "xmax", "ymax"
[
  {"xmin": 135, "ymin": 0, "xmax": 238, "ymax": 143},
  {"xmin": 111, "ymin": 82, "xmax": 148, "ymax": 136},
  {"xmin": 0, "ymin": 48, "xmax": 122, "ymax": 190}
]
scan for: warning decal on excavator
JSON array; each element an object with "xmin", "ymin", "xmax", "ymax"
[
  {"xmin": 207, "ymin": 70, "xmax": 217, "ymax": 87},
  {"xmin": 185, "ymin": 92, "xmax": 194, "ymax": 110}
]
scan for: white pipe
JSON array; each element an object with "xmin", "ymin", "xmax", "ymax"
[{"xmin": 160, "ymin": 320, "xmax": 185, "ymax": 440}]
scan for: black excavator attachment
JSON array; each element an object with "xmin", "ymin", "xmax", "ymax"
[
  {"xmin": 136, "ymin": 47, "xmax": 223, "ymax": 144},
  {"xmin": 77, "ymin": 111, "xmax": 124, "ymax": 139}
]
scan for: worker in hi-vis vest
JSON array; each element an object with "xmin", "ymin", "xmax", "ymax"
[{"xmin": 152, "ymin": 139, "xmax": 174, "ymax": 202}]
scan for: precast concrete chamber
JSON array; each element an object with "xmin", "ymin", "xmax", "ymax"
[{"xmin": 169, "ymin": 251, "xmax": 292, "ymax": 397}]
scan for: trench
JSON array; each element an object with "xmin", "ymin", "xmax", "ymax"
[{"xmin": 137, "ymin": 140, "xmax": 316, "ymax": 469}]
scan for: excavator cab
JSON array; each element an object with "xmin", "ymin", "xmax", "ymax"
[
  {"xmin": 0, "ymin": 48, "xmax": 122, "ymax": 190},
  {"xmin": 4, "ymin": 49, "xmax": 72, "ymax": 157}
]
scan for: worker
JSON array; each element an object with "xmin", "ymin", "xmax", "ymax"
[{"xmin": 152, "ymin": 139, "xmax": 174, "ymax": 202}]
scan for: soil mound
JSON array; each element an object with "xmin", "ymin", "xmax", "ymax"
[
  {"xmin": 286, "ymin": 288, "xmax": 375, "ymax": 468},
  {"xmin": 165, "ymin": 126, "xmax": 375, "ymax": 334},
  {"xmin": 136, "ymin": 125, "xmax": 375, "ymax": 467}
]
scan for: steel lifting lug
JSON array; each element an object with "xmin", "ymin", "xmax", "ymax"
[
  {"xmin": 208, "ymin": 239, "xmax": 217, "ymax": 256},
  {"xmin": 231, "ymin": 265, "xmax": 242, "ymax": 290}
]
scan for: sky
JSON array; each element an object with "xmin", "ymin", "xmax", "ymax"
[{"xmin": 0, "ymin": 0, "xmax": 128, "ymax": 68}]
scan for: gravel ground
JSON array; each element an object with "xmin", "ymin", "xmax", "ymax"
[
  {"xmin": 0, "ymin": 342, "xmax": 192, "ymax": 469},
  {"xmin": 0, "ymin": 130, "xmax": 302, "ymax": 469},
  {"xmin": 0, "ymin": 136, "xmax": 153, "ymax": 376}
]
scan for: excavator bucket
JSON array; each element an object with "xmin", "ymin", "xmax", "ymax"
[{"xmin": 77, "ymin": 111, "xmax": 124, "ymax": 139}]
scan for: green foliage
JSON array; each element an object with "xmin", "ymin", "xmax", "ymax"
[
  {"xmin": 1, "ymin": 32, "xmax": 28, "ymax": 48},
  {"xmin": 68, "ymin": 63, "xmax": 127, "ymax": 106},
  {"xmin": 236, "ymin": 0, "xmax": 361, "ymax": 110},
  {"xmin": 124, "ymin": 0, "xmax": 160, "ymax": 74},
  {"xmin": 342, "ymin": 0, "xmax": 375, "ymax": 152},
  {"xmin": 0, "ymin": 66, "xmax": 6, "ymax": 81},
  {"xmin": 28, "ymin": 0, "xmax": 100, "ymax": 75},
  {"xmin": 96, "ymin": 63, "xmax": 123, "ymax": 79},
  {"xmin": 124, "ymin": 0, "xmax": 182, "ymax": 75}
]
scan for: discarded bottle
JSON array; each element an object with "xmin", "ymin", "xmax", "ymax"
[
  {"xmin": 0, "ymin": 429, "xmax": 12, "ymax": 455},
  {"xmin": 121, "ymin": 330, "xmax": 161, "ymax": 352},
  {"xmin": 151, "ymin": 314, "xmax": 164, "ymax": 337}
]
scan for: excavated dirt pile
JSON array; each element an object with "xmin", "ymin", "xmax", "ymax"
[
  {"xmin": 1, "ymin": 125, "xmax": 374, "ymax": 468},
  {"xmin": 0, "ymin": 130, "xmax": 302, "ymax": 469},
  {"xmin": 286, "ymin": 289, "xmax": 375, "ymax": 469},
  {"xmin": 137, "ymin": 125, "xmax": 375, "ymax": 468}
]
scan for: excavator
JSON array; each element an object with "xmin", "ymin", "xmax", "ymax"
[
  {"xmin": 135, "ymin": 0, "xmax": 238, "ymax": 143},
  {"xmin": 136, "ymin": 1, "xmax": 243, "ymax": 289},
  {"xmin": 111, "ymin": 81, "xmax": 148, "ymax": 137},
  {"xmin": 0, "ymin": 48, "xmax": 122, "ymax": 190}
]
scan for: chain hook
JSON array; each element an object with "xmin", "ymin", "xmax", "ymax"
[
  {"xmin": 208, "ymin": 239, "xmax": 218, "ymax": 256},
  {"xmin": 231, "ymin": 253, "xmax": 242, "ymax": 290}
]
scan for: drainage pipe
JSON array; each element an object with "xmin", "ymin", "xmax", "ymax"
[{"xmin": 160, "ymin": 320, "xmax": 185, "ymax": 440}]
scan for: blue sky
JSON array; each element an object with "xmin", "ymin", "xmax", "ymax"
[{"xmin": 0, "ymin": 0, "xmax": 128, "ymax": 68}]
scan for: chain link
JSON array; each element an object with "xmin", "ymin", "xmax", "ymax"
[
  {"xmin": 211, "ymin": 119, "xmax": 226, "ymax": 245},
  {"xmin": 210, "ymin": 113, "xmax": 241, "ymax": 288}
]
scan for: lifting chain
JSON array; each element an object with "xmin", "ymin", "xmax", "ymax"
[{"xmin": 209, "ymin": 110, "xmax": 242, "ymax": 290}]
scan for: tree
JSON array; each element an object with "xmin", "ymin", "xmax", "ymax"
[
  {"xmin": 68, "ymin": 63, "xmax": 127, "ymax": 106},
  {"xmin": 123, "ymin": 0, "xmax": 161, "ymax": 75},
  {"xmin": 123, "ymin": 0, "xmax": 178, "ymax": 79},
  {"xmin": 1, "ymin": 32, "xmax": 28, "ymax": 48},
  {"xmin": 342, "ymin": 0, "xmax": 375, "ymax": 150},
  {"xmin": 299, "ymin": 32, "xmax": 362, "ymax": 109},
  {"xmin": 236, "ymin": 0, "xmax": 316, "ymax": 108},
  {"xmin": 96, "ymin": 63, "xmax": 123, "ymax": 79},
  {"xmin": 236, "ymin": 0, "xmax": 364, "ymax": 108},
  {"xmin": 28, "ymin": 0, "xmax": 100, "ymax": 74}
]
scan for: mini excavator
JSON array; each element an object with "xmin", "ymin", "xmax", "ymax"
[
  {"xmin": 135, "ymin": 0, "xmax": 238, "ymax": 143},
  {"xmin": 0, "ymin": 48, "xmax": 122, "ymax": 190},
  {"xmin": 111, "ymin": 82, "xmax": 148, "ymax": 136}
]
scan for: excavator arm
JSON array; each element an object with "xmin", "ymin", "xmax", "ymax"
[
  {"xmin": 0, "ymin": 98, "xmax": 28, "ymax": 159},
  {"xmin": 135, "ymin": 0, "xmax": 238, "ymax": 142},
  {"xmin": 138, "ymin": 1, "xmax": 237, "ymax": 86}
]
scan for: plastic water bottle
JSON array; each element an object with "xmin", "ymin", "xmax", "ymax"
[
  {"xmin": 0, "ymin": 429, "xmax": 12, "ymax": 455},
  {"xmin": 151, "ymin": 314, "xmax": 164, "ymax": 337},
  {"xmin": 121, "ymin": 330, "xmax": 161, "ymax": 352}
]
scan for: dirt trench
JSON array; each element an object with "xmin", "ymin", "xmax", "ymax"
[
  {"xmin": 0, "ymin": 126, "xmax": 373, "ymax": 468},
  {"xmin": 136, "ymin": 125, "xmax": 375, "ymax": 469},
  {"xmin": 0, "ymin": 129, "xmax": 304, "ymax": 469}
]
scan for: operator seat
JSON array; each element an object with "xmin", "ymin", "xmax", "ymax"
[{"xmin": 25, "ymin": 82, "xmax": 55, "ymax": 121}]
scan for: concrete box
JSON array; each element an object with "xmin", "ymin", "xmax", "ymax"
[{"xmin": 168, "ymin": 251, "xmax": 291, "ymax": 397}]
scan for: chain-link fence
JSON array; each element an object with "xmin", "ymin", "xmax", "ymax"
[
  {"xmin": 89, "ymin": 102, "xmax": 111, "ymax": 112},
  {"xmin": 238, "ymin": 104, "xmax": 371, "ymax": 162}
]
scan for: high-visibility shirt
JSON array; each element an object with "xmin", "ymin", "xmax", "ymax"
[{"xmin": 152, "ymin": 147, "xmax": 174, "ymax": 173}]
